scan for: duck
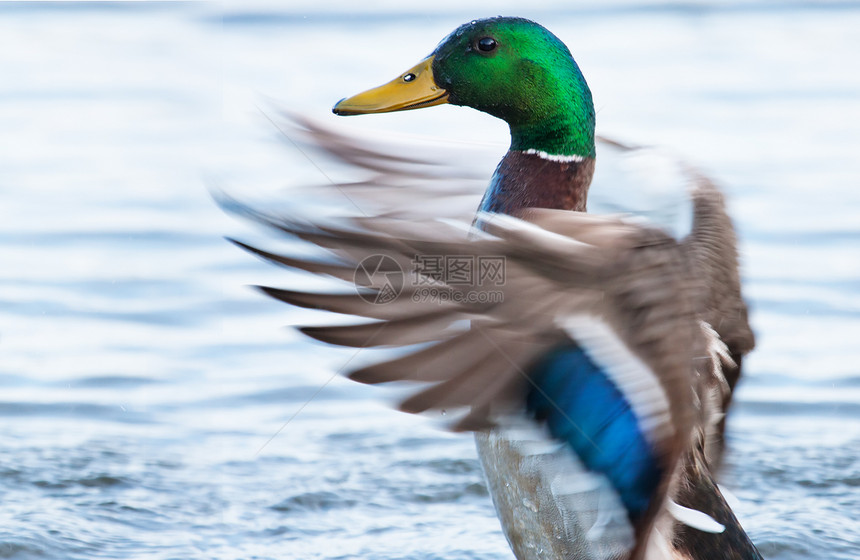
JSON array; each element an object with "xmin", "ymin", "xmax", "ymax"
[{"xmin": 232, "ymin": 16, "xmax": 760, "ymax": 560}]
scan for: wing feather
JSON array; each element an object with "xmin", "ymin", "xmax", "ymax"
[{"xmin": 348, "ymin": 330, "xmax": 495, "ymax": 384}]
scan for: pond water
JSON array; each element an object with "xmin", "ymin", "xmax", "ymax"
[{"xmin": 0, "ymin": 2, "xmax": 858, "ymax": 559}]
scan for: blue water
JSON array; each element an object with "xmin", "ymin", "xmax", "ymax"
[{"xmin": 0, "ymin": 2, "xmax": 858, "ymax": 558}]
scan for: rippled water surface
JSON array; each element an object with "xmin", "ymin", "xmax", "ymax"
[{"xmin": 1, "ymin": 2, "xmax": 858, "ymax": 559}]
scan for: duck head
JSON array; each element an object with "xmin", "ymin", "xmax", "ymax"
[{"xmin": 333, "ymin": 17, "xmax": 595, "ymax": 159}]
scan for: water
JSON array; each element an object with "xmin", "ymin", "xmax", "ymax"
[{"xmin": 0, "ymin": 2, "xmax": 858, "ymax": 558}]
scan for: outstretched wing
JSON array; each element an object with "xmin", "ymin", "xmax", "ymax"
[
  {"xmin": 226, "ymin": 193, "xmax": 707, "ymax": 557},
  {"xmin": 262, "ymin": 112, "xmax": 754, "ymax": 463},
  {"xmin": 265, "ymin": 111, "xmax": 494, "ymax": 222}
]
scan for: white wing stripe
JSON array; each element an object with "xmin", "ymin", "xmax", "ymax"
[{"xmin": 667, "ymin": 500, "xmax": 725, "ymax": 534}]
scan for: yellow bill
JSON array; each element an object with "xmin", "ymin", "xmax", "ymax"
[{"xmin": 333, "ymin": 56, "xmax": 449, "ymax": 116}]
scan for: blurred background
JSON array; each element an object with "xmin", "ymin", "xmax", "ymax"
[{"xmin": 0, "ymin": 1, "xmax": 858, "ymax": 558}]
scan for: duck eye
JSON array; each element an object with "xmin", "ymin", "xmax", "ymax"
[
  {"xmin": 403, "ymin": 73, "xmax": 416, "ymax": 82},
  {"xmin": 477, "ymin": 37, "xmax": 497, "ymax": 53}
]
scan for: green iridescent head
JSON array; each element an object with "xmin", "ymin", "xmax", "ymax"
[
  {"xmin": 433, "ymin": 17, "xmax": 594, "ymax": 157},
  {"xmin": 334, "ymin": 17, "xmax": 595, "ymax": 158}
]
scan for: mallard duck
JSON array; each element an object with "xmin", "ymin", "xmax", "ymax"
[{"xmin": 233, "ymin": 16, "xmax": 760, "ymax": 560}]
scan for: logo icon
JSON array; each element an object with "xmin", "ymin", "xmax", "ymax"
[{"xmin": 354, "ymin": 254, "xmax": 404, "ymax": 304}]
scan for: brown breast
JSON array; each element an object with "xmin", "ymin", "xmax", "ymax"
[{"xmin": 478, "ymin": 150, "xmax": 595, "ymax": 216}]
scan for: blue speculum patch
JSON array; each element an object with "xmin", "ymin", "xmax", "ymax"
[{"xmin": 526, "ymin": 343, "xmax": 662, "ymax": 520}]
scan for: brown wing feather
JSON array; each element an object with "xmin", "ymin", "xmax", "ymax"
[
  {"xmin": 225, "ymin": 194, "xmax": 691, "ymax": 438},
  {"xmin": 348, "ymin": 330, "xmax": 494, "ymax": 384},
  {"xmin": 682, "ymin": 175, "xmax": 756, "ymax": 465}
]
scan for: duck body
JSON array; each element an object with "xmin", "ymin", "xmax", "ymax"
[
  {"xmin": 473, "ymin": 154, "xmax": 762, "ymax": 559},
  {"xmin": 451, "ymin": 21, "xmax": 669, "ymax": 557},
  {"xmin": 243, "ymin": 15, "xmax": 761, "ymax": 560}
]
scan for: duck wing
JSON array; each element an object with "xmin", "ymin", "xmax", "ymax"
[
  {"xmin": 591, "ymin": 137, "xmax": 756, "ymax": 466},
  {"xmin": 226, "ymin": 184, "xmax": 731, "ymax": 558},
  {"xmin": 683, "ymin": 176, "xmax": 756, "ymax": 465},
  {"xmin": 258, "ymin": 112, "xmax": 755, "ymax": 465},
  {"xmin": 265, "ymin": 111, "xmax": 494, "ymax": 222}
]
